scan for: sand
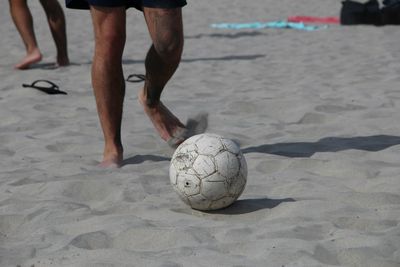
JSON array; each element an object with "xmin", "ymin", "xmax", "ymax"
[{"xmin": 0, "ymin": 0, "xmax": 400, "ymax": 266}]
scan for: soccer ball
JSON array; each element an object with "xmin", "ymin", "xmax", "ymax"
[{"xmin": 169, "ymin": 133, "xmax": 247, "ymax": 211}]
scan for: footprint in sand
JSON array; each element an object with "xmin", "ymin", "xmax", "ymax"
[
  {"xmin": 69, "ymin": 231, "xmax": 111, "ymax": 249},
  {"xmin": 297, "ymin": 112, "xmax": 326, "ymax": 124},
  {"xmin": 315, "ymin": 104, "xmax": 366, "ymax": 113}
]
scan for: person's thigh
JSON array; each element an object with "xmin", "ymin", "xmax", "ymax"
[
  {"xmin": 9, "ymin": 0, "xmax": 28, "ymax": 9},
  {"xmin": 141, "ymin": 0, "xmax": 186, "ymax": 9},
  {"xmin": 66, "ymin": 0, "xmax": 134, "ymax": 9},
  {"xmin": 39, "ymin": 0, "xmax": 62, "ymax": 14},
  {"xmin": 90, "ymin": 6, "xmax": 126, "ymax": 56},
  {"xmin": 66, "ymin": 0, "xmax": 186, "ymax": 10},
  {"xmin": 143, "ymin": 7, "xmax": 183, "ymax": 48}
]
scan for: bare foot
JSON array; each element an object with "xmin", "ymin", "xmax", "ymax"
[
  {"xmin": 15, "ymin": 49, "xmax": 42, "ymax": 70},
  {"xmin": 99, "ymin": 158, "xmax": 121, "ymax": 168},
  {"xmin": 99, "ymin": 146, "xmax": 123, "ymax": 168},
  {"xmin": 138, "ymin": 87, "xmax": 186, "ymax": 144}
]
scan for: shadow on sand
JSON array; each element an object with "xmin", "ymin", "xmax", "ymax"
[
  {"xmin": 26, "ymin": 62, "xmax": 82, "ymax": 70},
  {"xmin": 242, "ymin": 135, "xmax": 400, "ymax": 158},
  {"xmin": 122, "ymin": 54, "xmax": 265, "ymax": 65},
  {"xmin": 122, "ymin": 154, "xmax": 170, "ymax": 166},
  {"xmin": 206, "ymin": 197, "xmax": 296, "ymax": 215},
  {"xmin": 185, "ymin": 31, "xmax": 267, "ymax": 39}
]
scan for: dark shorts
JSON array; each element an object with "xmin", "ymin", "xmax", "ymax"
[{"xmin": 66, "ymin": 0, "xmax": 187, "ymax": 10}]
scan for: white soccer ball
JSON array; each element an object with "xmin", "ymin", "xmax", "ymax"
[{"xmin": 169, "ymin": 133, "xmax": 247, "ymax": 211}]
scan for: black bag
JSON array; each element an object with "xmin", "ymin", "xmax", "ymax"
[
  {"xmin": 340, "ymin": 0, "xmax": 383, "ymax": 25},
  {"xmin": 382, "ymin": 0, "xmax": 400, "ymax": 24},
  {"xmin": 383, "ymin": 0, "xmax": 400, "ymax": 7}
]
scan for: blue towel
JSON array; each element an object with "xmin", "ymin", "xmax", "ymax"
[{"xmin": 210, "ymin": 21, "xmax": 327, "ymax": 31}]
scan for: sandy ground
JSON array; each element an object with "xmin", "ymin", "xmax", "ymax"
[{"xmin": 0, "ymin": 0, "xmax": 399, "ymax": 266}]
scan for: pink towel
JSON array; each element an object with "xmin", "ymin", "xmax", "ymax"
[{"xmin": 287, "ymin": 16, "xmax": 340, "ymax": 24}]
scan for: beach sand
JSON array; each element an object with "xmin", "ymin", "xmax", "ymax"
[{"xmin": 0, "ymin": 0, "xmax": 399, "ymax": 266}]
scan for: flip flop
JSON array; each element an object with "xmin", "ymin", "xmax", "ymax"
[
  {"xmin": 126, "ymin": 74, "xmax": 146, "ymax": 83},
  {"xmin": 22, "ymin": 80, "xmax": 67, "ymax": 95}
]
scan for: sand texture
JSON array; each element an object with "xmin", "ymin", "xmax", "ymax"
[{"xmin": 0, "ymin": 0, "xmax": 399, "ymax": 266}]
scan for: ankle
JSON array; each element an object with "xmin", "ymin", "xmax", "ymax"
[
  {"xmin": 57, "ymin": 58, "xmax": 70, "ymax": 67},
  {"xmin": 104, "ymin": 142, "xmax": 123, "ymax": 157},
  {"xmin": 27, "ymin": 47, "xmax": 41, "ymax": 56}
]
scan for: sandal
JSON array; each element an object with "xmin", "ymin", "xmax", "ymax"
[
  {"xmin": 126, "ymin": 74, "xmax": 146, "ymax": 83},
  {"xmin": 22, "ymin": 80, "xmax": 67, "ymax": 95}
]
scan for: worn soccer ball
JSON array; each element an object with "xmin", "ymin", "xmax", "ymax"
[{"xmin": 169, "ymin": 133, "xmax": 247, "ymax": 211}]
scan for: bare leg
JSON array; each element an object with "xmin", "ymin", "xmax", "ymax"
[
  {"xmin": 90, "ymin": 6, "xmax": 126, "ymax": 167},
  {"xmin": 139, "ymin": 7, "xmax": 186, "ymax": 145},
  {"xmin": 8, "ymin": 0, "xmax": 42, "ymax": 69},
  {"xmin": 39, "ymin": 0, "xmax": 69, "ymax": 66}
]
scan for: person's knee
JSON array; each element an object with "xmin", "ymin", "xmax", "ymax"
[
  {"xmin": 153, "ymin": 35, "xmax": 183, "ymax": 62},
  {"xmin": 9, "ymin": 0, "xmax": 28, "ymax": 11},
  {"xmin": 95, "ymin": 30, "xmax": 125, "ymax": 57},
  {"xmin": 97, "ymin": 29, "xmax": 124, "ymax": 44}
]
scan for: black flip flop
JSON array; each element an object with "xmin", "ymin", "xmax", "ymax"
[
  {"xmin": 22, "ymin": 80, "xmax": 67, "ymax": 95},
  {"xmin": 126, "ymin": 74, "xmax": 146, "ymax": 83}
]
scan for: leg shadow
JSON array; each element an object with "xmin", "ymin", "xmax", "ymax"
[
  {"xmin": 122, "ymin": 154, "xmax": 170, "ymax": 166},
  {"xmin": 242, "ymin": 135, "xmax": 400, "ymax": 158}
]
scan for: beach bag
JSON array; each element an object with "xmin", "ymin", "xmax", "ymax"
[
  {"xmin": 383, "ymin": 0, "xmax": 400, "ymax": 7},
  {"xmin": 340, "ymin": 0, "xmax": 382, "ymax": 25},
  {"xmin": 382, "ymin": 0, "xmax": 400, "ymax": 24}
]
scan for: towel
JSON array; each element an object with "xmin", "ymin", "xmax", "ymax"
[{"xmin": 210, "ymin": 21, "xmax": 327, "ymax": 31}]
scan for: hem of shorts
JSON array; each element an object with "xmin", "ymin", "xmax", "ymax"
[{"xmin": 66, "ymin": 1, "xmax": 186, "ymax": 10}]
